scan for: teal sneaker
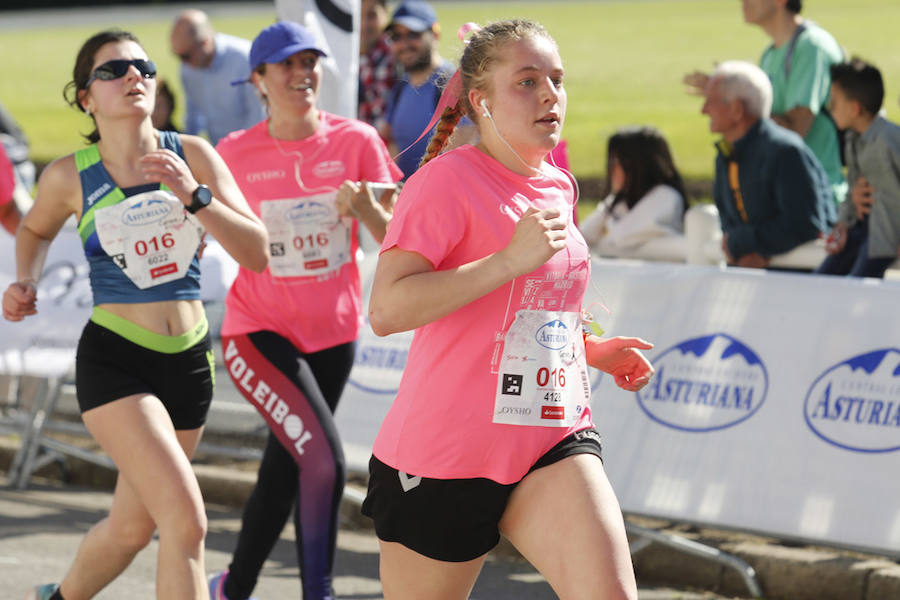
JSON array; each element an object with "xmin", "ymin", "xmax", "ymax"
[{"xmin": 26, "ymin": 584, "xmax": 59, "ymax": 600}]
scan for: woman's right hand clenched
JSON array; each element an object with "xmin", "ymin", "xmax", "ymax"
[
  {"xmin": 498, "ymin": 206, "xmax": 567, "ymax": 278},
  {"xmin": 2, "ymin": 281, "xmax": 38, "ymax": 322}
]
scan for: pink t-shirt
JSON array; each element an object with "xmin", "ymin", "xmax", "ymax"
[
  {"xmin": 372, "ymin": 145, "xmax": 594, "ymax": 484},
  {"xmin": 217, "ymin": 113, "xmax": 402, "ymax": 352},
  {"xmin": 0, "ymin": 145, "xmax": 15, "ymax": 207}
]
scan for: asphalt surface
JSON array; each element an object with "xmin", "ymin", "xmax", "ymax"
[{"xmin": 0, "ymin": 480, "xmax": 737, "ymax": 600}]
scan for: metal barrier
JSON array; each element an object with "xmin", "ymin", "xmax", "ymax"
[
  {"xmin": 0, "ymin": 371, "xmax": 266, "ymax": 490},
  {"xmin": 0, "ymin": 370, "xmax": 764, "ymax": 597},
  {"xmin": 1, "ymin": 375, "xmax": 114, "ymax": 489},
  {"xmin": 626, "ymin": 521, "xmax": 763, "ymax": 598}
]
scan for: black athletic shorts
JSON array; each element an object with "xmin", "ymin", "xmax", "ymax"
[
  {"xmin": 361, "ymin": 427, "xmax": 603, "ymax": 562},
  {"xmin": 75, "ymin": 319, "xmax": 214, "ymax": 430}
]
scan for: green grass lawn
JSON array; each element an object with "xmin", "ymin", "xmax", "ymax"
[{"xmin": 1, "ymin": 0, "xmax": 899, "ymax": 187}]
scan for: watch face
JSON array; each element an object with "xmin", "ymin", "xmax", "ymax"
[
  {"xmin": 188, "ymin": 185, "xmax": 212, "ymax": 213},
  {"xmin": 195, "ymin": 185, "xmax": 212, "ymax": 205}
]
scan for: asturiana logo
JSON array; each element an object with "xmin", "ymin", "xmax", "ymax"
[
  {"xmin": 121, "ymin": 198, "xmax": 172, "ymax": 226},
  {"xmin": 346, "ymin": 332, "xmax": 413, "ymax": 395},
  {"xmin": 288, "ymin": 201, "xmax": 330, "ymax": 223},
  {"xmin": 535, "ymin": 319, "xmax": 569, "ymax": 350},
  {"xmin": 804, "ymin": 348, "xmax": 900, "ymax": 453},
  {"xmin": 636, "ymin": 333, "xmax": 768, "ymax": 432}
]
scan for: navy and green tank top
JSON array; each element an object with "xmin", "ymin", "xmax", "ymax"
[{"xmin": 76, "ymin": 130, "xmax": 201, "ymax": 305}]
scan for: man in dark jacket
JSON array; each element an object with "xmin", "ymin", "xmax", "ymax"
[{"xmin": 702, "ymin": 60, "xmax": 835, "ymax": 268}]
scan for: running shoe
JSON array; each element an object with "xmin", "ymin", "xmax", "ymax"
[
  {"xmin": 208, "ymin": 570, "xmax": 259, "ymax": 600},
  {"xmin": 26, "ymin": 584, "xmax": 59, "ymax": 600}
]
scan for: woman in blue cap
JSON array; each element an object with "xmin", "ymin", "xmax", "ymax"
[{"xmin": 208, "ymin": 20, "xmax": 402, "ymax": 600}]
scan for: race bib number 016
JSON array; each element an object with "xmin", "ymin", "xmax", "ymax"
[
  {"xmin": 260, "ymin": 192, "xmax": 352, "ymax": 278},
  {"xmin": 493, "ymin": 310, "xmax": 591, "ymax": 427},
  {"xmin": 93, "ymin": 190, "xmax": 203, "ymax": 289}
]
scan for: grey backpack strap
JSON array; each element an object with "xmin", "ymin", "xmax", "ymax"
[{"xmin": 783, "ymin": 22, "xmax": 808, "ymax": 80}]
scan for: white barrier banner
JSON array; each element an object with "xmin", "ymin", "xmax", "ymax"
[
  {"xmin": 0, "ymin": 227, "xmax": 91, "ymax": 376},
  {"xmin": 0, "ymin": 226, "xmax": 238, "ymax": 377},
  {"xmin": 338, "ymin": 257, "xmax": 900, "ymax": 556},
  {"xmin": 5, "ymin": 222, "xmax": 899, "ymax": 556},
  {"xmin": 582, "ymin": 259, "xmax": 900, "ymax": 556},
  {"xmin": 275, "ymin": 0, "xmax": 359, "ymax": 119},
  {"xmin": 335, "ymin": 254, "xmax": 410, "ymax": 463}
]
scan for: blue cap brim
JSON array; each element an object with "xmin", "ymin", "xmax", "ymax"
[
  {"xmin": 231, "ymin": 44, "xmax": 327, "ymax": 87},
  {"xmin": 261, "ymin": 44, "xmax": 327, "ymax": 65}
]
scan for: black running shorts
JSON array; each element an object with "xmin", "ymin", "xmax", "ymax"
[
  {"xmin": 361, "ymin": 427, "xmax": 603, "ymax": 562},
  {"xmin": 75, "ymin": 320, "xmax": 214, "ymax": 430}
]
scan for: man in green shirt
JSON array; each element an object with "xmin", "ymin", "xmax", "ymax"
[
  {"xmin": 748, "ymin": 0, "xmax": 846, "ymax": 205},
  {"xmin": 685, "ymin": 0, "xmax": 846, "ymax": 204}
]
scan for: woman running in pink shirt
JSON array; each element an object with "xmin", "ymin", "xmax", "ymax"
[
  {"xmin": 209, "ymin": 21, "xmax": 402, "ymax": 600},
  {"xmin": 363, "ymin": 19, "xmax": 653, "ymax": 600}
]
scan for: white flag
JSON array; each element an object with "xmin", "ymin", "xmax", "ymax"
[{"xmin": 275, "ymin": 0, "xmax": 360, "ymax": 119}]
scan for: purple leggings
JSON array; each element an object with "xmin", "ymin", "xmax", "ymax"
[{"xmin": 221, "ymin": 331, "xmax": 353, "ymax": 600}]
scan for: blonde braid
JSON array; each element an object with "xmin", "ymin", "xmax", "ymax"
[{"xmin": 418, "ymin": 100, "xmax": 465, "ymax": 169}]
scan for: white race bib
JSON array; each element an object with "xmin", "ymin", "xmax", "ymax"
[
  {"xmin": 493, "ymin": 310, "xmax": 591, "ymax": 427},
  {"xmin": 93, "ymin": 190, "xmax": 203, "ymax": 289},
  {"xmin": 260, "ymin": 192, "xmax": 352, "ymax": 278}
]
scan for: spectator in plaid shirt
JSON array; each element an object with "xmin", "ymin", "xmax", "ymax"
[{"xmin": 358, "ymin": 0, "xmax": 396, "ymax": 134}]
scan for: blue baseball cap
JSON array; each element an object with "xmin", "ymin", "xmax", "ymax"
[
  {"xmin": 388, "ymin": 0, "xmax": 437, "ymax": 33},
  {"xmin": 233, "ymin": 21, "xmax": 327, "ymax": 85}
]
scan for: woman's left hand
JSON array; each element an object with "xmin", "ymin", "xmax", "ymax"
[
  {"xmin": 585, "ymin": 335, "xmax": 654, "ymax": 392},
  {"xmin": 139, "ymin": 149, "xmax": 199, "ymax": 206}
]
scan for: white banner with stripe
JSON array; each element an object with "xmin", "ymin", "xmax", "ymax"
[
  {"xmin": 0, "ymin": 226, "xmax": 237, "ymax": 377},
  {"xmin": 339, "ymin": 257, "xmax": 900, "ymax": 557},
  {"xmin": 4, "ymin": 225, "xmax": 899, "ymax": 556},
  {"xmin": 274, "ymin": 0, "xmax": 360, "ymax": 119}
]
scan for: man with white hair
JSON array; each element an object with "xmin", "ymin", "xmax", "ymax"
[
  {"xmin": 703, "ymin": 60, "xmax": 835, "ymax": 268},
  {"xmin": 686, "ymin": 1, "xmax": 845, "ymax": 205}
]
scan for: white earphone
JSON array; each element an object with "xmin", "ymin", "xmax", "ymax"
[
  {"xmin": 478, "ymin": 95, "xmax": 544, "ymax": 178},
  {"xmin": 258, "ymin": 80, "xmax": 269, "ymax": 95},
  {"xmin": 480, "ymin": 98, "xmax": 491, "ymax": 119}
]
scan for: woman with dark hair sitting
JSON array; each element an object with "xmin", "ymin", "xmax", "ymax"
[
  {"xmin": 152, "ymin": 78, "xmax": 180, "ymax": 132},
  {"xmin": 579, "ymin": 125, "xmax": 688, "ymax": 258}
]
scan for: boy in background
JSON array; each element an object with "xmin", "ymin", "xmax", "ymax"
[{"xmin": 817, "ymin": 59, "xmax": 900, "ymax": 278}]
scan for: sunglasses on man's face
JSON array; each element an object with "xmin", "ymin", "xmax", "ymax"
[{"xmin": 85, "ymin": 59, "xmax": 157, "ymax": 88}]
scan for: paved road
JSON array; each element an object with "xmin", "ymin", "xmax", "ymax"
[{"xmin": 0, "ymin": 482, "xmax": 737, "ymax": 600}]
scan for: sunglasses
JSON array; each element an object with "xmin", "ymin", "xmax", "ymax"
[
  {"xmin": 389, "ymin": 30, "xmax": 425, "ymax": 43},
  {"xmin": 85, "ymin": 59, "xmax": 157, "ymax": 88}
]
